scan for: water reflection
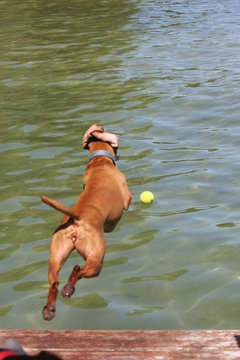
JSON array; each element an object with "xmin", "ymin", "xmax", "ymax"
[
  {"xmin": 0, "ymin": 244, "xmax": 19, "ymax": 261},
  {"xmin": 61, "ymin": 293, "xmax": 108, "ymax": 309},
  {"xmin": 107, "ymin": 230, "xmax": 158, "ymax": 253},
  {"xmin": 0, "ymin": 260, "xmax": 48, "ymax": 283},
  {"xmin": 0, "ymin": 306, "xmax": 14, "ymax": 318},
  {"xmin": 0, "ymin": 0, "xmax": 143, "ymax": 123},
  {"xmin": 13, "ymin": 281, "xmax": 48, "ymax": 292},
  {"xmin": 122, "ymin": 269, "xmax": 188, "ymax": 283},
  {"xmin": 127, "ymin": 306, "xmax": 165, "ymax": 317}
]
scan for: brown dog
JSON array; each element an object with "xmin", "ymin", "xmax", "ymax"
[{"xmin": 41, "ymin": 125, "xmax": 132, "ymax": 321}]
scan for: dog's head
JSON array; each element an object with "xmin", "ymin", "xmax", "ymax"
[{"xmin": 83, "ymin": 124, "xmax": 119, "ymax": 152}]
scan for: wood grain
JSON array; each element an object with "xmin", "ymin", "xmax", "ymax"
[{"xmin": 1, "ymin": 330, "xmax": 240, "ymax": 359}]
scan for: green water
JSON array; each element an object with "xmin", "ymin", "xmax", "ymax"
[{"xmin": 1, "ymin": 0, "xmax": 240, "ymax": 329}]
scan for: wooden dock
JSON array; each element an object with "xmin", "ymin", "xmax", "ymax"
[{"xmin": 1, "ymin": 330, "xmax": 240, "ymax": 359}]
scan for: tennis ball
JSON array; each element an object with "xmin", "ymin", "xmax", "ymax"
[{"xmin": 140, "ymin": 191, "xmax": 154, "ymax": 204}]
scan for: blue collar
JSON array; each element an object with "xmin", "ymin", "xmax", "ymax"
[{"xmin": 88, "ymin": 150, "xmax": 119, "ymax": 166}]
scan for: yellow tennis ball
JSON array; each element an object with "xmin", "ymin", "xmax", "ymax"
[{"xmin": 140, "ymin": 191, "xmax": 154, "ymax": 204}]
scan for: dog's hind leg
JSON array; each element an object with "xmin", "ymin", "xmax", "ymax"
[
  {"xmin": 42, "ymin": 231, "xmax": 75, "ymax": 321},
  {"xmin": 61, "ymin": 229, "xmax": 106, "ymax": 299},
  {"xmin": 61, "ymin": 257, "xmax": 103, "ymax": 299}
]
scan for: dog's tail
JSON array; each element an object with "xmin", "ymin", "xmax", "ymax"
[{"xmin": 41, "ymin": 195, "xmax": 80, "ymax": 220}]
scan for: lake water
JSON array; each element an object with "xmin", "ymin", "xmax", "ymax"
[{"xmin": 1, "ymin": 0, "xmax": 240, "ymax": 330}]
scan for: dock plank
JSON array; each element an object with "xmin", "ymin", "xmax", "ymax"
[{"xmin": 0, "ymin": 330, "xmax": 240, "ymax": 359}]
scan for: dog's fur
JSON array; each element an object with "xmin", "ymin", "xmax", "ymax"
[{"xmin": 41, "ymin": 125, "xmax": 132, "ymax": 321}]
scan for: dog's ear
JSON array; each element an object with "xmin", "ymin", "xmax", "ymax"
[{"xmin": 83, "ymin": 124, "xmax": 104, "ymax": 149}]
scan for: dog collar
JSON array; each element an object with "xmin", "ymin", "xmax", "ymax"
[{"xmin": 88, "ymin": 150, "xmax": 119, "ymax": 166}]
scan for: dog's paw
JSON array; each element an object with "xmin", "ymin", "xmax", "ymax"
[
  {"xmin": 61, "ymin": 283, "xmax": 75, "ymax": 299},
  {"xmin": 42, "ymin": 304, "xmax": 56, "ymax": 322}
]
